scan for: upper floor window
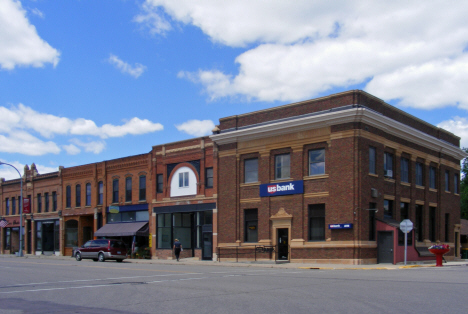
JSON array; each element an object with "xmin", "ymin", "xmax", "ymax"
[
  {"xmin": 179, "ymin": 172, "xmax": 189, "ymax": 188},
  {"xmin": 37, "ymin": 194, "xmax": 42, "ymax": 213},
  {"xmin": 52, "ymin": 192, "xmax": 57, "ymax": 211},
  {"xmin": 5, "ymin": 198, "xmax": 9, "ymax": 215},
  {"xmin": 139, "ymin": 175, "xmax": 146, "ymax": 201},
  {"xmin": 244, "ymin": 209, "xmax": 258, "ymax": 243},
  {"xmin": 454, "ymin": 174, "xmax": 459, "ymax": 194},
  {"xmin": 429, "ymin": 166, "xmax": 436, "ymax": 189},
  {"xmin": 369, "ymin": 147, "xmax": 376, "ymax": 174},
  {"xmin": 98, "ymin": 181, "xmax": 103, "ymax": 205},
  {"xmin": 112, "ymin": 179, "xmax": 119, "ymax": 203},
  {"xmin": 66, "ymin": 186, "xmax": 71, "ymax": 208},
  {"xmin": 400, "ymin": 202, "xmax": 409, "ymax": 220},
  {"xmin": 75, "ymin": 184, "xmax": 81, "ymax": 207},
  {"xmin": 244, "ymin": 158, "xmax": 258, "ymax": 183},
  {"xmin": 205, "ymin": 168, "xmax": 213, "ymax": 188},
  {"xmin": 86, "ymin": 183, "xmax": 91, "ymax": 206},
  {"xmin": 12, "ymin": 197, "xmax": 16, "ymax": 215},
  {"xmin": 384, "ymin": 199, "xmax": 393, "ymax": 218},
  {"xmin": 156, "ymin": 174, "xmax": 164, "ymax": 193},
  {"xmin": 45, "ymin": 193, "xmax": 49, "ymax": 212},
  {"xmin": 445, "ymin": 170, "xmax": 450, "ymax": 192},
  {"xmin": 275, "ymin": 154, "xmax": 290, "ymax": 180},
  {"xmin": 400, "ymin": 157, "xmax": 409, "ymax": 183},
  {"xmin": 384, "ymin": 152, "xmax": 393, "ymax": 178},
  {"xmin": 309, "ymin": 149, "xmax": 325, "ymax": 176},
  {"xmin": 126, "ymin": 177, "xmax": 132, "ymax": 202},
  {"xmin": 171, "ymin": 167, "xmax": 197, "ymax": 197},
  {"xmin": 415, "ymin": 162, "xmax": 424, "ymax": 186}
]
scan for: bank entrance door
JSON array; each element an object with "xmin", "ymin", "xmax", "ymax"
[
  {"xmin": 277, "ymin": 228, "xmax": 289, "ymax": 261},
  {"xmin": 377, "ymin": 231, "xmax": 394, "ymax": 263}
]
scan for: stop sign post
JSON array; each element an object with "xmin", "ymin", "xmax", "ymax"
[{"xmin": 400, "ymin": 219, "xmax": 413, "ymax": 265}]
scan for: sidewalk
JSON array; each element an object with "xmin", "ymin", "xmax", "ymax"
[{"xmin": 2, "ymin": 254, "xmax": 467, "ymax": 270}]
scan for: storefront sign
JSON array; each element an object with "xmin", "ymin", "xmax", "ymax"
[
  {"xmin": 23, "ymin": 198, "xmax": 31, "ymax": 214},
  {"xmin": 260, "ymin": 180, "xmax": 304, "ymax": 197},
  {"xmin": 109, "ymin": 206, "xmax": 120, "ymax": 214},
  {"xmin": 329, "ymin": 223, "xmax": 353, "ymax": 229}
]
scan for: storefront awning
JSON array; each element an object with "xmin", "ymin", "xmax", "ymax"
[{"xmin": 94, "ymin": 222, "xmax": 149, "ymax": 237}]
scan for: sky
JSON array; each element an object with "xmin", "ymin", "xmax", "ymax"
[{"xmin": 1, "ymin": 0, "xmax": 468, "ymax": 180}]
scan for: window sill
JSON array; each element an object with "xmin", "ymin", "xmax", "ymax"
[
  {"xmin": 445, "ymin": 191, "xmax": 451, "ymax": 194},
  {"xmin": 384, "ymin": 178, "xmax": 395, "ymax": 183},
  {"xmin": 368, "ymin": 173, "xmax": 378, "ymax": 178},
  {"xmin": 429, "ymin": 188, "xmax": 437, "ymax": 193},
  {"xmin": 303, "ymin": 174, "xmax": 328, "ymax": 180},
  {"xmin": 240, "ymin": 182, "xmax": 261, "ymax": 187},
  {"xmin": 454, "ymin": 193, "xmax": 460, "ymax": 196},
  {"xmin": 400, "ymin": 182, "xmax": 411, "ymax": 187},
  {"xmin": 415, "ymin": 185, "xmax": 425, "ymax": 190},
  {"xmin": 271, "ymin": 178, "xmax": 292, "ymax": 183}
]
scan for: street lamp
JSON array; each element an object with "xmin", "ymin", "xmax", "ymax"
[{"xmin": 0, "ymin": 162, "xmax": 23, "ymax": 257}]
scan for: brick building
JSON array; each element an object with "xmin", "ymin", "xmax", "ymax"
[{"xmin": 211, "ymin": 90, "xmax": 466, "ymax": 264}]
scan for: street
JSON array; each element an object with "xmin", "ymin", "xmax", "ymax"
[{"xmin": 0, "ymin": 257, "xmax": 466, "ymax": 313}]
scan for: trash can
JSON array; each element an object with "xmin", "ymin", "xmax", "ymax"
[{"xmin": 462, "ymin": 249, "xmax": 468, "ymax": 259}]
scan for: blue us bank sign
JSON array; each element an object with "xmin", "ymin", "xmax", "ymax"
[{"xmin": 260, "ymin": 180, "xmax": 304, "ymax": 197}]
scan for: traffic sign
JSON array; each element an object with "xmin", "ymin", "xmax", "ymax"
[{"xmin": 400, "ymin": 219, "xmax": 413, "ymax": 233}]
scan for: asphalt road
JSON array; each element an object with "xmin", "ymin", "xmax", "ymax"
[{"xmin": 0, "ymin": 257, "xmax": 466, "ymax": 314}]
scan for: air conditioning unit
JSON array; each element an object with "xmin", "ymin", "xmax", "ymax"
[
  {"xmin": 371, "ymin": 188, "xmax": 378, "ymax": 198},
  {"xmin": 385, "ymin": 170, "xmax": 393, "ymax": 177}
]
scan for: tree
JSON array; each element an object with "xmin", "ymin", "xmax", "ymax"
[{"xmin": 461, "ymin": 148, "xmax": 468, "ymax": 219}]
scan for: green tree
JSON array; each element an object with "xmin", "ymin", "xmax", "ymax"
[{"xmin": 461, "ymin": 147, "xmax": 468, "ymax": 219}]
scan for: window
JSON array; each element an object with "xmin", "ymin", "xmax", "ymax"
[
  {"xmin": 384, "ymin": 152, "xmax": 393, "ymax": 178},
  {"xmin": 445, "ymin": 170, "xmax": 450, "ymax": 192},
  {"xmin": 76, "ymin": 184, "xmax": 81, "ymax": 207},
  {"xmin": 139, "ymin": 175, "xmax": 146, "ymax": 201},
  {"xmin": 44, "ymin": 193, "xmax": 49, "ymax": 212},
  {"xmin": 454, "ymin": 174, "xmax": 459, "ymax": 194},
  {"xmin": 415, "ymin": 205, "xmax": 423, "ymax": 242},
  {"xmin": 384, "ymin": 199, "xmax": 393, "ymax": 218},
  {"xmin": 415, "ymin": 162, "xmax": 423, "ymax": 186},
  {"xmin": 5, "ymin": 198, "xmax": 9, "ymax": 215},
  {"xmin": 86, "ymin": 183, "xmax": 91, "ymax": 206},
  {"xmin": 244, "ymin": 209, "xmax": 258, "ymax": 242},
  {"xmin": 157, "ymin": 213, "xmax": 171, "ymax": 249},
  {"xmin": 37, "ymin": 194, "xmax": 42, "ymax": 213},
  {"xmin": 244, "ymin": 158, "xmax": 258, "ymax": 183},
  {"xmin": 12, "ymin": 197, "xmax": 16, "ymax": 215},
  {"xmin": 65, "ymin": 220, "xmax": 78, "ymax": 247},
  {"xmin": 400, "ymin": 202, "xmax": 409, "ymax": 220},
  {"xmin": 205, "ymin": 168, "xmax": 213, "ymax": 188},
  {"xmin": 445, "ymin": 213, "xmax": 450, "ymax": 242},
  {"xmin": 98, "ymin": 181, "xmax": 103, "ymax": 205},
  {"xmin": 429, "ymin": 166, "xmax": 436, "ymax": 189},
  {"xmin": 369, "ymin": 203, "xmax": 376, "ymax": 241},
  {"xmin": 369, "ymin": 147, "xmax": 376, "ymax": 174},
  {"xmin": 157, "ymin": 174, "xmax": 163, "ymax": 193},
  {"xmin": 309, "ymin": 204, "xmax": 325, "ymax": 241},
  {"xmin": 275, "ymin": 154, "xmax": 290, "ymax": 180},
  {"xmin": 179, "ymin": 172, "xmax": 189, "ymax": 188},
  {"xmin": 52, "ymin": 192, "xmax": 57, "ymax": 211},
  {"xmin": 66, "ymin": 186, "xmax": 71, "ymax": 208},
  {"xmin": 173, "ymin": 213, "xmax": 192, "ymax": 249},
  {"xmin": 112, "ymin": 179, "xmax": 119, "ymax": 203},
  {"xmin": 126, "ymin": 177, "xmax": 132, "ymax": 202},
  {"xmin": 400, "ymin": 157, "xmax": 409, "ymax": 182},
  {"xmin": 429, "ymin": 207, "xmax": 436, "ymax": 242},
  {"xmin": 309, "ymin": 149, "xmax": 325, "ymax": 176}
]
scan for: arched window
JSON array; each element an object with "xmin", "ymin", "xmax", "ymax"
[
  {"xmin": 170, "ymin": 166, "xmax": 197, "ymax": 197},
  {"xmin": 66, "ymin": 186, "xmax": 71, "ymax": 208},
  {"xmin": 86, "ymin": 183, "xmax": 91, "ymax": 206},
  {"xmin": 139, "ymin": 175, "xmax": 146, "ymax": 201},
  {"xmin": 75, "ymin": 184, "xmax": 81, "ymax": 207},
  {"xmin": 112, "ymin": 179, "xmax": 119, "ymax": 203},
  {"xmin": 125, "ymin": 177, "xmax": 132, "ymax": 202},
  {"xmin": 98, "ymin": 181, "xmax": 103, "ymax": 205}
]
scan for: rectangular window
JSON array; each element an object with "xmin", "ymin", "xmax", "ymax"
[
  {"xmin": 139, "ymin": 176, "xmax": 146, "ymax": 201},
  {"xmin": 309, "ymin": 148, "xmax": 325, "ymax": 176},
  {"xmin": 429, "ymin": 166, "xmax": 436, "ymax": 189},
  {"xmin": 52, "ymin": 192, "xmax": 57, "ymax": 211},
  {"xmin": 445, "ymin": 170, "xmax": 450, "ymax": 192},
  {"xmin": 309, "ymin": 204, "xmax": 325, "ymax": 241},
  {"xmin": 157, "ymin": 174, "xmax": 164, "ymax": 193},
  {"xmin": 415, "ymin": 162, "xmax": 423, "ymax": 186},
  {"xmin": 12, "ymin": 197, "xmax": 16, "ymax": 215},
  {"xmin": 174, "ymin": 213, "xmax": 192, "ymax": 249},
  {"xmin": 244, "ymin": 209, "xmax": 258, "ymax": 243},
  {"xmin": 398, "ymin": 229, "xmax": 413, "ymax": 246},
  {"xmin": 400, "ymin": 202, "xmax": 409, "ymax": 220},
  {"xmin": 369, "ymin": 203, "xmax": 376, "ymax": 241},
  {"xmin": 44, "ymin": 193, "xmax": 49, "ymax": 212},
  {"xmin": 66, "ymin": 186, "xmax": 71, "ymax": 208},
  {"xmin": 275, "ymin": 154, "xmax": 290, "ymax": 180},
  {"xmin": 454, "ymin": 174, "xmax": 459, "ymax": 194},
  {"xmin": 369, "ymin": 147, "xmax": 376, "ymax": 174},
  {"xmin": 37, "ymin": 194, "xmax": 42, "ymax": 213},
  {"xmin": 5, "ymin": 198, "xmax": 9, "ymax": 215},
  {"xmin": 429, "ymin": 207, "xmax": 436, "ymax": 242},
  {"xmin": 384, "ymin": 199, "xmax": 393, "ymax": 218},
  {"xmin": 157, "ymin": 213, "xmax": 171, "ymax": 249},
  {"xmin": 400, "ymin": 157, "xmax": 409, "ymax": 183},
  {"xmin": 75, "ymin": 185, "xmax": 81, "ymax": 207},
  {"xmin": 179, "ymin": 172, "xmax": 189, "ymax": 188},
  {"xmin": 244, "ymin": 158, "xmax": 258, "ymax": 183},
  {"xmin": 445, "ymin": 213, "xmax": 450, "ymax": 242},
  {"xmin": 384, "ymin": 152, "xmax": 393, "ymax": 178},
  {"xmin": 125, "ymin": 177, "xmax": 132, "ymax": 202},
  {"xmin": 4, "ymin": 228, "xmax": 10, "ymax": 250},
  {"xmin": 112, "ymin": 179, "xmax": 119, "ymax": 203},
  {"xmin": 86, "ymin": 183, "xmax": 91, "ymax": 206},
  {"xmin": 98, "ymin": 181, "xmax": 103, "ymax": 205},
  {"xmin": 205, "ymin": 168, "xmax": 213, "ymax": 188},
  {"xmin": 415, "ymin": 205, "xmax": 423, "ymax": 242}
]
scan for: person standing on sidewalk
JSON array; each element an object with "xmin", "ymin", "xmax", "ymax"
[{"xmin": 173, "ymin": 239, "xmax": 182, "ymax": 261}]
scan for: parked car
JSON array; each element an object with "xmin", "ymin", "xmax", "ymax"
[{"xmin": 75, "ymin": 239, "xmax": 127, "ymax": 262}]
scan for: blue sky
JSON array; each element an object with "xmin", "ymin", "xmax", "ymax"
[{"xmin": 1, "ymin": 0, "xmax": 468, "ymax": 180}]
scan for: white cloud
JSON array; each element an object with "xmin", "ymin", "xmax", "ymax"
[
  {"xmin": 438, "ymin": 117, "xmax": 468, "ymax": 149},
  {"xmin": 0, "ymin": 0, "xmax": 59, "ymax": 70},
  {"xmin": 0, "ymin": 131, "xmax": 60, "ymax": 155},
  {"xmin": 176, "ymin": 119, "xmax": 215, "ymax": 137},
  {"xmin": 134, "ymin": 2, "xmax": 172, "ymax": 35},
  {"xmin": 63, "ymin": 144, "xmax": 81, "ymax": 155},
  {"xmin": 30, "ymin": 8, "xmax": 44, "ymax": 18},
  {"xmin": 139, "ymin": 1, "xmax": 468, "ymax": 110},
  {"xmin": 69, "ymin": 139, "xmax": 106, "ymax": 154},
  {"xmin": 108, "ymin": 54, "xmax": 147, "ymax": 78}
]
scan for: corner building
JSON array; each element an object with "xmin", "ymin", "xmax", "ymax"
[{"xmin": 211, "ymin": 90, "xmax": 466, "ymax": 264}]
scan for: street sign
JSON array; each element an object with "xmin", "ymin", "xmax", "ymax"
[{"xmin": 400, "ymin": 219, "xmax": 413, "ymax": 234}]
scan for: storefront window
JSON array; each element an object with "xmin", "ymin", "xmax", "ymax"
[
  {"xmin": 54, "ymin": 220, "xmax": 60, "ymax": 251},
  {"xmin": 136, "ymin": 211, "xmax": 149, "ymax": 221},
  {"xmin": 4, "ymin": 228, "xmax": 10, "ymax": 250},
  {"xmin": 65, "ymin": 220, "xmax": 78, "ymax": 247},
  {"xmin": 108, "ymin": 213, "xmax": 121, "ymax": 223},
  {"xmin": 36, "ymin": 221, "xmax": 42, "ymax": 251},
  {"xmin": 157, "ymin": 213, "xmax": 171, "ymax": 249},
  {"xmin": 173, "ymin": 213, "xmax": 192, "ymax": 249}
]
